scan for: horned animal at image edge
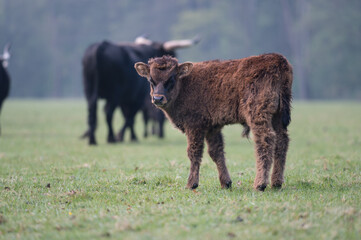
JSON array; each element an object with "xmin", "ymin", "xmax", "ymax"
[
  {"xmin": 82, "ymin": 36, "xmax": 200, "ymax": 145},
  {"xmin": 135, "ymin": 54, "xmax": 292, "ymax": 191},
  {"xmin": 0, "ymin": 44, "xmax": 11, "ymax": 136}
]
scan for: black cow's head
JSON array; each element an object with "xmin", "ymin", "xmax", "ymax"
[
  {"xmin": 135, "ymin": 35, "xmax": 200, "ymax": 59},
  {"xmin": 135, "ymin": 56, "xmax": 193, "ymax": 109}
]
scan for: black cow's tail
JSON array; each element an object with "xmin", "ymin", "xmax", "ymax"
[{"xmin": 279, "ymin": 58, "xmax": 293, "ymax": 129}]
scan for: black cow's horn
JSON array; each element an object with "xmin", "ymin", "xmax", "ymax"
[
  {"xmin": 135, "ymin": 35, "xmax": 152, "ymax": 45},
  {"xmin": 2, "ymin": 43, "xmax": 11, "ymax": 61},
  {"xmin": 163, "ymin": 37, "xmax": 200, "ymax": 51}
]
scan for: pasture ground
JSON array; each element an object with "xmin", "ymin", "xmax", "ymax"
[{"xmin": 0, "ymin": 100, "xmax": 360, "ymax": 239}]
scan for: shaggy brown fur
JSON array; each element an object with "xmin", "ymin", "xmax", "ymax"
[{"xmin": 135, "ymin": 53, "xmax": 293, "ymax": 191}]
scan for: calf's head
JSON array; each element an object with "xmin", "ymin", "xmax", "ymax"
[{"xmin": 135, "ymin": 56, "xmax": 193, "ymax": 109}]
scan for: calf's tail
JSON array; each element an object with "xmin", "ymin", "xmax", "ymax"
[
  {"xmin": 280, "ymin": 59, "xmax": 293, "ymax": 129},
  {"xmin": 281, "ymin": 89, "xmax": 292, "ymax": 129}
]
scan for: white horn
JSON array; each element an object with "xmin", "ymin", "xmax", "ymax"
[
  {"xmin": 1, "ymin": 43, "xmax": 11, "ymax": 68},
  {"xmin": 163, "ymin": 39, "xmax": 193, "ymax": 51},
  {"xmin": 2, "ymin": 43, "xmax": 11, "ymax": 61},
  {"xmin": 135, "ymin": 35, "xmax": 152, "ymax": 45},
  {"xmin": 163, "ymin": 36, "xmax": 201, "ymax": 51}
]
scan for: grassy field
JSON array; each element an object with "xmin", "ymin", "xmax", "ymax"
[{"xmin": 0, "ymin": 100, "xmax": 360, "ymax": 239}]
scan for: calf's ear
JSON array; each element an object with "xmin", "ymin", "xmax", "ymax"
[
  {"xmin": 178, "ymin": 62, "xmax": 193, "ymax": 79},
  {"xmin": 134, "ymin": 62, "xmax": 150, "ymax": 78}
]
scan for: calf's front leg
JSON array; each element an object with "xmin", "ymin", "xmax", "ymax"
[
  {"xmin": 186, "ymin": 129, "xmax": 205, "ymax": 189},
  {"xmin": 206, "ymin": 128, "xmax": 232, "ymax": 188}
]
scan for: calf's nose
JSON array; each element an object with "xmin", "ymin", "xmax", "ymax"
[{"xmin": 153, "ymin": 95, "xmax": 164, "ymax": 105}]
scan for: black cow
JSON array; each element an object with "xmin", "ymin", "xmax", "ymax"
[
  {"xmin": 82, "ymin": 36, "xmax": 199, "ymax": 145},
  {"xmin": 0, "ymin": 44, "xmax": 11, "ymax": 136}
]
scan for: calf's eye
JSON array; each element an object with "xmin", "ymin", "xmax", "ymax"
[{"xmin": 164, "ymin": 77, "xmax": 175, "ymax": 90}]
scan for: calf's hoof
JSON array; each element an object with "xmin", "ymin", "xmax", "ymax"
[
  {"xmin": 107, "ymin": 136, "xmax": 116, "ymax": 143},
  {"xmin": 186, "ymin": 182, "xmax": 199, "ymax": 190},
  {"xmin": 255, "ymin": 184, "xmax": 267, "ymax": 192},
  {"xmin": 221, "ymin": 181, "xmax": 232, "ymax": 189},
  {"xmin": 271, "ymin": 182, "xmax": 283, "ymax": 189}
]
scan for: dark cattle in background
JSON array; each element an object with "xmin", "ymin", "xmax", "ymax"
[
  {"xmin": 142, "ymin": 95, "xmax": 166, "ymax": 138},
  {"xmin": 135, "ymin": 54, "xmax": 293, "ymax": 191},
  {"xmin": 82, "ymin": 36, "xmax": 199, "ymax": 145},
  {"xmin": 0, "ymin": 44, "xmax": 11, "ymax": 136}
]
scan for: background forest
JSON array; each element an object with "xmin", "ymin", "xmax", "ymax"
[{"xmin": 0, "ymin": 0, "xmax": 360, "ymax": 99}]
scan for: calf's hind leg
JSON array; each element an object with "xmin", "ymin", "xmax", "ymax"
[
  {"xmin": 271, "ymin": 116, "xmax": 289, "ymax": 188},
  {"xmin": 206, "ymin": 128, "xmax": 232, "ymax": 189},
  {"xmin": 251, "ymin": 117, "xmax": 276, "ymax": 191},
  {"xmin": 186, "ymin": 129, "xmax": 205, "ymax": 189}
]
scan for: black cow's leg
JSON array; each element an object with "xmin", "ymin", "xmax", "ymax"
[
  {"xmin": 117, "ymin": 117, "xmax": 137, "ymax": 142},
  {"xmin": 206, "ymin": 128, "xmax": 232, "ymax": 189},
  {"xmin": 118, "ymin": 123, "xmax": 126, "ymax": 142},
  {"xmin": 125, "ymin": 107, "xmax": 138, "ymax": 142},
  {"xmin": 87, "ymin": 100, "xmax": 97, "ymax": 145},
  {"xmin": 128, "ymin": 117, "xmax": 138, "ymax": 142},
  {"xmin": 158, "ymin": 115, "xmax": 165, "ymax": 138},
  {"xmin": 0, "ymin": 104, "xmax": 2, "ymax": 136},
  {"xmin": 142, "ymin": 108, "xmax": 149, "ymax": 138},
  {"xmin": 117, "ymin": 105, "xmax": 137, "ymax": 142},
  {"xmin": 117, "ymin": 105, "xmax": 128, "ymax": 142},
  {"xmin": 152, "ymin": 122, "xmax": 156, "ymax": 135},
  {"xmin": 80, "ymin": 129, "xmax": 89, "ymax": 139},
  {"xmin": 185, "ymin": 129, "xmax": 205, "ymax": 189},
  {"xmin": 0, "ymin": 103, "xmax": 2, "ymax": 136},
  {"xmin": 104, "ymin": 102, "xmax": 116, "ymax": 143}
]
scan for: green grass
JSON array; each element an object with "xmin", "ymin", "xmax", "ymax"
[{"xmin": 0, "ymin": 100, "xmax": 360, "ymax": 240}]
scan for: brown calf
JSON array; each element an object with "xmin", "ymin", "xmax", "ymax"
[{"xmin": 135, "ymin": 54, "xmax": 292, "ymax": 191}]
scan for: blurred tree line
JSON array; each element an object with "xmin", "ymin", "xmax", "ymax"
[{"xmin": 0, "ymin": 0, "xmax": 360, "ymax": 99}]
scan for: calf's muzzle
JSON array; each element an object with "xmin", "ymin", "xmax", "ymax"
[{"xmin": 152, "ymin": 94, "xmax": 167, "ymax": 106}]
